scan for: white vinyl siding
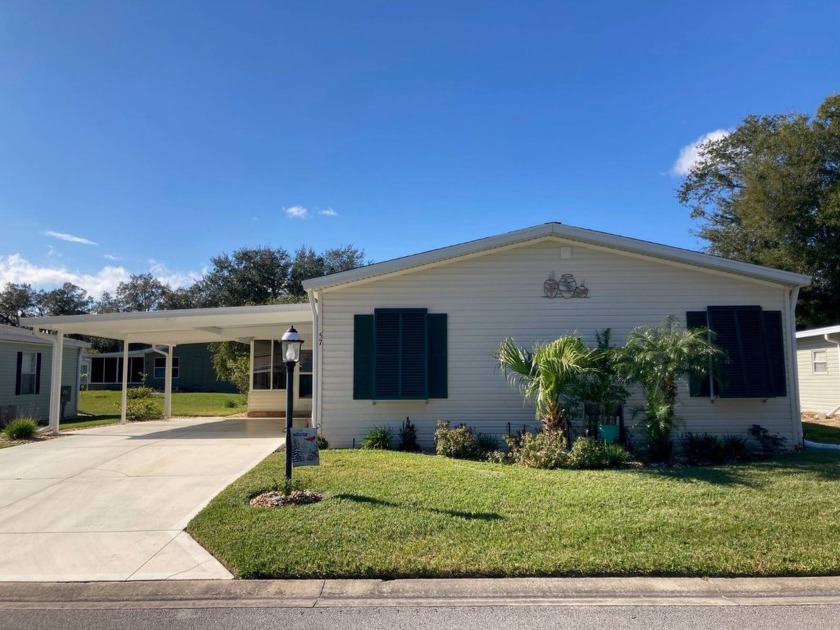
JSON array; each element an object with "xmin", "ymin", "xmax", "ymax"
[
  {"xmin": 317, "ymin": 237, "xmax": 798, "ymax": 448},
  {"xmin": 0, "ymin": 341, "xmax": 82, "ymax": 423},
  {"xmin": 797, "ymin": 338, "xmax": 840, "ymax": 414}
]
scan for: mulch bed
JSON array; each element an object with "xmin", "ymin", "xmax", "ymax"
[{"xmin": 249, "ymin": 489, "xmax": 323, "ymax": 508}]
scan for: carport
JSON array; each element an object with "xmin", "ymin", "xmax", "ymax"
[{"xmin": 20, "ymin": 304, "xmax": 313, "ymax": 432}]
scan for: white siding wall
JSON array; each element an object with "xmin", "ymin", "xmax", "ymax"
[
  {"xmin": 318, "ymin": 238, "xmax": 798, "ymax": 448},
  {"xmin": 797, "ymin": 338, "xmax": 840, "ymax": 414}
]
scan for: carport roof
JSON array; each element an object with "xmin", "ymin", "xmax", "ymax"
[{"xmin": 20, "ymin": 304, "xmax": 312, "ymax": 345}]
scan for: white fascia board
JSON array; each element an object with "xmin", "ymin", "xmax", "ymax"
[
  {"xmin": 302, "ymin": 222, "xmax": 812, "ymax": 291},
  {"xmin": 20, "ymin": 303, "xmax": 310, "ymax": 329},
  {"xmin": 796, "ymin": 325, "xmax": 840, "ymax": 339},
  {"xmin": 0, "ymin": 326, "xmax": 90, "ymax": 348}
]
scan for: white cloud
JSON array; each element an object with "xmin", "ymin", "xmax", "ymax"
[
  {"xmin": 319, "ymin": 208, "xmax": 338, "ymax": 217},
  {"xmin": 672, "ymin": 129, "xmax": 731, "ymax": 176},
  {"xmin": 103, "ymin": 253, "xmax": 121, "ymax": 261},
  {"xmin": 43, "ymin": 230, "xmax": 98, "ymax": 246},
  {"xmin": 285, "ymin": 205, "xmax": 309, "ymax": 219},
  {"xmin": 0, "ymin": 254, "xmax": 202, "ymax": 299},
  {"xmin": 148, "ymin": 260, "xmax": 203, "ymax": 289},
  {"xmin": 0, "ymin": 254, "xmax": 128, "ymax": 298}
]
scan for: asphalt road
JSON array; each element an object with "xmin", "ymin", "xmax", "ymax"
[{"xmin": 4, "ymin": 605, "xmax": 840, "ymax": 630}]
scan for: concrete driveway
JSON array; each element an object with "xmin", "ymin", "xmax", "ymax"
[{"xmin": 0, "ymin": 417, "xmax": 282, "ymax": 582}]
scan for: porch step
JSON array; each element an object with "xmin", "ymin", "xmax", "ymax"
[{"xmin": 246, "ymin": 410, "xmax": 311, "ymax": 419}]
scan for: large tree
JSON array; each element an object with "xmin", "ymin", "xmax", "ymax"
[
  {"xmin": 37, "ymin": 282, "xmax": 94, "ymax": 317},
  {"xmin": 198, "ymin": 247, "xmax": 292, "ymax": 307},
  {"xmin": 677, "ymin": 94, "xmax": 840, "ymax": 328},
  {"xmin": 286, "ymin": 245, "xmax": 367, "ymax": 297},
  {"xmin": 0, "ymin": 283, "xmax": 40, "ymax": 326}
]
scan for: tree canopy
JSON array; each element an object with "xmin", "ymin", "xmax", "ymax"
[{"xmin": 677, "ymin": 94, "xmax": 840, "ymax": 328}]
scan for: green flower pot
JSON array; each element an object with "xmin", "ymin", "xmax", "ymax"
[{"xmin": 598, "ymin": 424, "xmax": 619, "ymax": 443}]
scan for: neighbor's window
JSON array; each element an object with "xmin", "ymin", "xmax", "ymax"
[
  {"xmin": 812, "ymin": 350, "xmax": 828, "ymax": 374},
  {"xmin": 16, "ymin": 352, "xmax": 40, "ymax": 395},
  {"xmin": 153, "ymin": 357, "xmax": 180, "ymax": 379}
]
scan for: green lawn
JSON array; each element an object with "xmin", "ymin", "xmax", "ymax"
[
  {"xmin": 803, "ymin": 421, "xmax": 840, "ymax": 444},
  {"xmin": 68, "ymin": 390, "xmax": 247, "ymax": 430},
  {"xmin": 187, "ymin": 449, "xmax": 840, "ymax": 579}
]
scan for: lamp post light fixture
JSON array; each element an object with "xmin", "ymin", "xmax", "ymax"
[{"xmin": 281, "ymin": 325, "xmax": 304, "ymax": 483}]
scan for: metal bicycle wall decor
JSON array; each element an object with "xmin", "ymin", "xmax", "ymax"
[{"xmin": 543, "ymin": 272, "xmax": 589, "ymax": 299}]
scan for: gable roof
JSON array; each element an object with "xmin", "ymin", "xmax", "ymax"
[
  {"xmin": 796, "ymin": 325, "xmax": 840, "ymax": 340},
  {"xmin": 302, "ymin": 222, "xmax": 812, "ymax": 292},
  {"xmin": 0, "ymin": 323, "xmax": 90, "ymax": 348}
]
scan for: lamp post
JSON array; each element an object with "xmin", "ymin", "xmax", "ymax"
[{"xmin": 281, "ymin": 325, "xmax": 304, "ymax": 483}]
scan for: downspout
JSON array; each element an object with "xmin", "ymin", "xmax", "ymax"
[
  {"xmin": 824, "ymin": 333, "xmax": 840, "ymax": 417},
  {"xmin": 308, "ymin": 289, "xmax": 321, "ymax": 432},
  {"xmin": 787, "ymin": 287, "xmax": 803, "ymax": 446}
]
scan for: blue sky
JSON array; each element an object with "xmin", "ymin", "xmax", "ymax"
[{"xmin": 1, "ymin": 1, "xmax": 838, "ymax": 297}]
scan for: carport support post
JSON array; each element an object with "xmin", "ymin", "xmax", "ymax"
[
  {"xmin": 48, "ymin": 331, "xmax": 64, "ymax": 433},
  {"xmin": 164, "ymin": 345, "xmax": 173, "ymax": 419},
  {"xmin": 120, "ymin": 339, "xmax": 130, "ymax": 424}
]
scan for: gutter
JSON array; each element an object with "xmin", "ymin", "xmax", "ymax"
[
  {"xmin": 787, "ymin": 287, "xmax": 804, "ymax": 446},
  {"xmin": 307, "ymin": 289, "xmax": 321, "ymax": 433}
]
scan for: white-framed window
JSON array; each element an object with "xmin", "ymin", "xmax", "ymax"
[
  {"xmin": 16, "ymin": 351, "xmax": 40, "ymax": 395},
  {"xmin": 153, "ymin": 357, "xmax": 180, "ymax": 379},
  {"xmin": 812, "ymin": 350, "xmax": 828, "ymax": 374}
]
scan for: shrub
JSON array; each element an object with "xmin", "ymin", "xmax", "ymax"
[
  {"xmin": 125, "ymin": 398, "xmax": 161, "ymax": 421},
  {"xmin": 4, "ymin": 418, "xmax": 38, "ymax": 441},
  {"xmin": 316, "ymin": 434, "xmax": 330, "ymax": 450},
  {"xmin": 223, "ymin": 399, "xmax": 239, "ymax": 409},
  {"xmin": 601, "ymin": 442, "xmax": 632, "ymax": 467},
  {"xmin": 126, "ymin": 386, "xmax": 154, "ymax": 400},
  {"xmin": 398, "ymin": 417, "xmax": 420, "ymax": 452},
  {"xmin": 434, "ymin": 422, "xmax": 479, "ymax": 459},
  {"xmin": 362, "ymin": 426, "xmax": 393, "ymax": 450},
  {"xmin": 568, "ymin": 437, "xmax": 605, "ymax": 468},
  {"xmin": 682, "ymin": 433, "xmax": 726, "ymax": 465},
  {"xmin": 515, "ymin": 431, "xmax": 569, "ymax": 469},
  {"xmin": 485, "ymin": 449, "xmax": 514, "ymax": 465},
  {"xmin": 748, "ymin": 424, "xmax": 787, "ymax": 457},
  {"xmin": 475, "ymin": 432, "xmax": 500, "ymax": 457},
  {"xmin": 721, "ymin": 434, "xmax": 750, "ymax": 461}
]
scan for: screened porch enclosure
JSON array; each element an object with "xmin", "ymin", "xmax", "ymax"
[{"xmin": 247, "ymin": 333, "xmax": 313, "ymax": 419}]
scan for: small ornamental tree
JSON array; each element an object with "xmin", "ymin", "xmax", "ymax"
[
  {"xmin": 495, "ymin": 336, "xmax": 598, "ymax": 441},
  {"xmin": 619, "ymin": 315, "xmax": 723, "ymax": 462}
]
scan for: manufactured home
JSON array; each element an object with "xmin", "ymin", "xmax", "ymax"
[
  {"xmin": 0, "ymin": 323, "xmax": 88, "ymax": 425},
  {"xmin": 21, "ymin": 223, "xmax": 810, "ymax": 444},
  {"xmin": 796, "ymin": 326, "xmax": 840, "ymax": 416}
]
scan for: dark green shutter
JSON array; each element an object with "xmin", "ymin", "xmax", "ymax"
[
  {"xmin": 427, "ymin": 314, "xmax": 448, "ymax": 398},
  {"xmin": 708, "ymin": 306, "xmax": 771, "ymax": 398},
  {"xmin": 374, "ymin": 311, "xmax": 401, "ymax": 398},
  {"xmin": 353, "ymin": 314, "xmax": 375, "ymax": 399},
  {"xmin": 15, "ymin": 352, "xmax": 22, "ymax": 395},
  {"xmin": 762, "ymin": 311, "xmax": 786, "ymax": 397},
  {"xmin": 35, "ymin": 353, "xmax": 42, "ymax": 395},
  {"xmin": 399, "ymin": 311, "xmax": 428, "ymax": 398},
  {"xmin": 686, "ymin": 311, "xmax": 711, "ymax": 397}
]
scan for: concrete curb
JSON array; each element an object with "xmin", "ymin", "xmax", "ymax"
[{"xmin": 2, "ymin": 577, "xmax": 840, "ymax": 609}]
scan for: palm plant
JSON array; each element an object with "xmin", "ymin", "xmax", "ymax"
[
  {"xmin": 619, "ymin": 315, "xmax": 723, "ymax": 461},
  {"xmin": 495, "ymin": 336, "xmax": 598, "ymax": 440}
]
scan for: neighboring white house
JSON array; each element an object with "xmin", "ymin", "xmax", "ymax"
[
  {"xmin": 0, "ymin": 324, "xmax": 89, "ymax": 425},
  {"xmin": 796, "ymin": 326, "xmax": 840, "ymax": 416},
  {"xmin": 303, "ymin": 222, "xmax": 811, "ymax": 448}
]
